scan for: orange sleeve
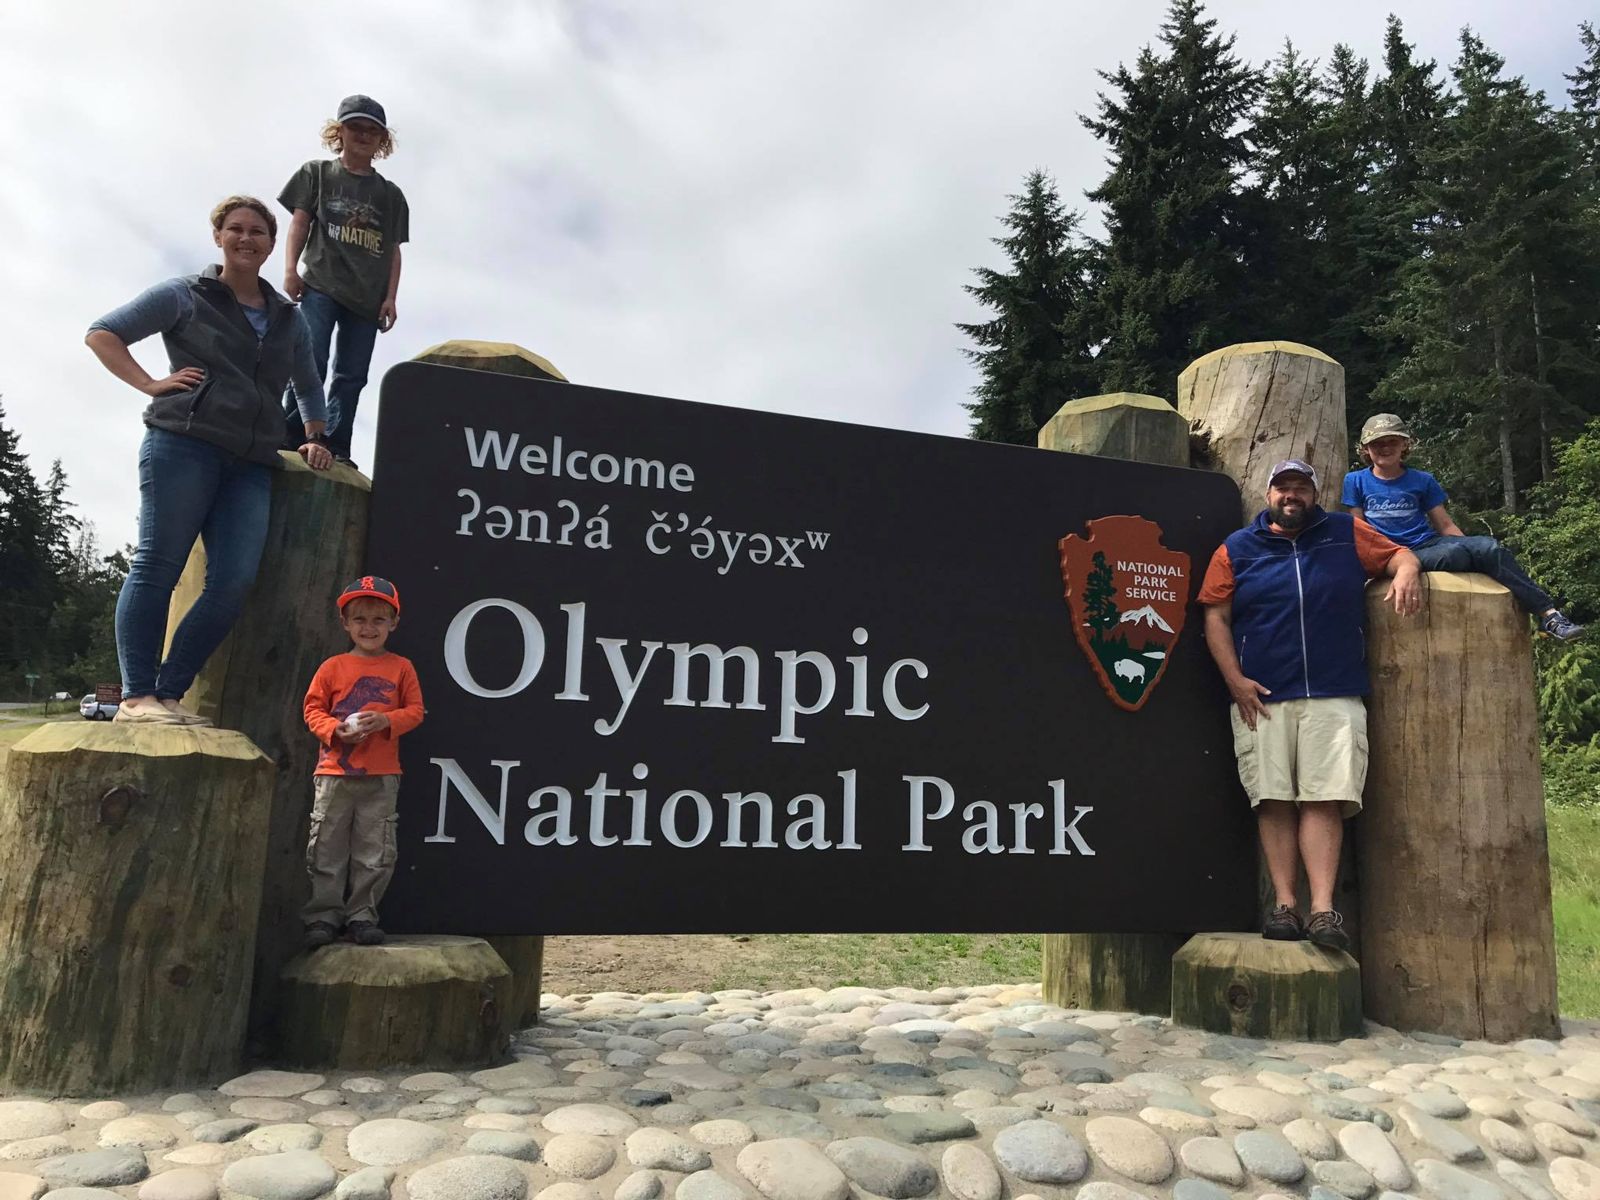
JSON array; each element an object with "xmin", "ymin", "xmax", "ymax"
[
  {"xmin": 303, "ymin": 660, "xmax": 342, "ymax": 745},
  {"xmin": 1353, "ymin": 517, "xmax": 1404, "ymax": 578},
  {"xmin": 386, "ymin": 658, "xmax": 425, "ymax": 738},
  {"xmin": 1196, "ymin": 543, "xmax": 1234, "ymax": 605}
]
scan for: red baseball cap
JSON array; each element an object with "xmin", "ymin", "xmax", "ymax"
[{"xmin": 338, "ymin": 576, "xmax": 401, "ymax": 614}]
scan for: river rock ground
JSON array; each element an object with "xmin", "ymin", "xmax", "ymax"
[{"xmin": 4, "ymin": 982, "xmax": 1597, "ymax": 1200}]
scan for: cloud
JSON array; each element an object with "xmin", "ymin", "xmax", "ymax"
[{"xmin": 0, "ymin": 0, "xmax": 1592, "ymax": 550}]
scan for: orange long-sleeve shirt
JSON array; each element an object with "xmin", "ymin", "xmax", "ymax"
[{"xmin": 303, "ymin": 651, "xmax": 425, "ymax": 776}]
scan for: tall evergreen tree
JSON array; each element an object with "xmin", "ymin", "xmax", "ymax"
[
  {"xmin": 1567, "ymin": 21, "xmax": 1600, "ymax": 180},
  {"xmin": 1377, "ymin": 31, "xmax": 1596, "ymax": 511},
  {"xmin": 959, "ymin": 170, "xmax": 1102, "ymax": 445},
  {"xmin": 1082, "ymin": 0, "xmax": 1261, "ymax": 395},
  {"xmin": 0, "ymin": 400, "xmax": 57, "ymax": 690}
]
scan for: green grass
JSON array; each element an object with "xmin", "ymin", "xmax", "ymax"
[
  {"xmin": 705, "ymin": 933, "xmax": 1040, "ymax": 993},
  {"xmin": 1550, "ymin": 804, "xmax": 1600, "ymax": 1018}
]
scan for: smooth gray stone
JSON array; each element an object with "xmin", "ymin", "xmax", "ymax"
[
  {"xmin": 1175, "ymin": 1181, "xmax": 1233, "ymax": 1200},
  {"xmin": 808, "ymin": 1082, "xmax": 878, "ymax": 1101},
  {"xmin": 809, "ymin": 1041, "xmax": 863, "ymax": 1057},
  {"xmin": 1250, "ymin": 1060, "xmax": 1313, "ymax": 1076},
  {"xmin": 738, "ymin": 1110, "xmax": 833, "ymax": 1142},
  {"xmin": 1314, "ymin": 1160, "xmax": 1379, "ymax": 1199},
  {"xmin": 833, "ymin": 1100, "xmax": 890, "ymax": 1119},
  {"xmin": 1233, "ymin": 1130, "xmax": 1307, "ymax": 1184},
  {"xmin": 1497, "ymin": 1160, "xmax": 1559, "ymax": 1200},
  {"xmin": 644, "ymin": 1103, "xmax": 699, "ymax": 1127},
  {"xmin": 1153, "ymin": 1095, "xmax": 1214, "ymax": 1118},
  {"xmin": 1414, "ymin": 1159, "xmax": 1506, "ymax": 1200},
  {"xmin": 753, "ymin": 1089, "xmax": 819, "ymax": 1113},
  {"xmin": 613, "ymin": 1171, "xmax": 662, "ymax": 1200},
  {"xmin": 193, "ymin": 1119, "xmax": 257, "ymax": 1144},
  {"xmin": 1066, "ymin": 1067, "xmax": 1114, "ymax": 1085},
  {"xmin": 1398, "ymin": 1107, "xmax": 1484, "ymax": 1163},
  {"xmin": 991, "ymin": 1119, "xmax": 1089, "ymax": 1184},
  {"xmin": 1411, "ymin": 1032, "xmax": 1464, "ymax": 1047},
  {"xmin": 1313, "ymin": 1095, "xmax": 1395, "ymax": 1130},
  {"xmin": 881, "ymin": 1112, "xmax": 976, "ymax": 1144},
  {"xmin": 461, "ymin": 1132, "xmax": 540, "ymax": 1162},
  {"xmin": 868, "ymin": 1063, "xmax": 934, "ymax": 1078},
  {"xmin": 1312, "ymin": 1188, "xmax": 1351, "ymax": 1200},
  {"xmin": 675, "ymin": 1171, "xmax": 749, "ymax": 1200},
  {"xmin": 872, "ymin": 1077, "xmax": 944, "ymax": 1097},
  {"xmin": 1570, "ymin": 1099, "xmax": 1600, "ymax": 1125},
  {"xmin": 1408, "ymin": 1091, "xmax": 1471, "ymax": 1119},
  {"xmin": 334, "ymin": 1167, "xmax": 394, "ymax": 1200},
  {"xmin": 1309, "ymin": 1072, "xmax": 1356, "ymax": 1091},
  {"xmin": 220, "ymin": 1152, "xmax": 338, "ymax": 1200},
  {"xmin": 38, "ymin": 1150, "xmax": 148, "ymax": 1188},
  {"xmin": 474, "ymin": 1098, "xmax": 540, "ymax": 1116},
  {"xmin": 724, "ymin": 1034, "xmax": 792, "ymax": 1054},
  {"xmin": 620, "ymin": 1089, "xmax": 672, "ymax": 1108},
  {"xmin": 903, "ymin": 1031, "xmax": 940, "ymax": 1045},
  {"xmin": 824, "ymin": 1137, "xmax": 938, "ymax": 1199},
  {"xmin": 402, "ymin": 1155, "xmax": 527, "ymax": 1200}
]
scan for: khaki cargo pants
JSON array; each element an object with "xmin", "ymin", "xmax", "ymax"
[{"xmin": 302, "ymin": 774, "xmax": 400, "ymax": 927}]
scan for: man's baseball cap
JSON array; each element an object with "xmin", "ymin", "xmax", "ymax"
[
  {"xmin": 338, "ymin": 576, "xmax": 401, "ymax": 614},
  {"xmin": 1268, "ymin": 458, "xmax": 1319, "ymax": 490},
  {"xmin": 1359, "ymin": 412, "xmax": 1413, "ymax": 445},
  {"xmin": 337, "ymin": 95, "xmax": 388, "ymax": 130}
]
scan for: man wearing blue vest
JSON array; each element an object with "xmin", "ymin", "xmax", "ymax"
[{"xmin": 1198, "ymin": 459, "xmax": 1421, "ymax": 951}]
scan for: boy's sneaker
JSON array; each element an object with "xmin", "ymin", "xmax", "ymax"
[
  {"xmin": 1307, "ymin": 910, "xmax": 1350, "ymax": 952},
  {"xmin": 1540, "ymin": 611, "xmax": 1586, "ymax": 642},
  {"xmin": 346, "ymin": 920, "xmax": 385, "ymax": 946},
  {"xmin": 304, "ymin": 921, "xmax": 338, "ymax": 949},
  {"xmin": 1263, "ymin": 904, "xmax": 1305, "ymax": 941}
]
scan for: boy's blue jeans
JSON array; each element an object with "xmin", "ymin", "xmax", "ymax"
[
  {"xmin": 282, "ymin": 287, "xmax": 379, "ymax": 459},
  {"xmin": 1411, "ymin": 534, "xmax": 1553, "ymax": 614},
  {"xmin": 116, "ymin": 428, "xmax": 271, "ymax": 699}
]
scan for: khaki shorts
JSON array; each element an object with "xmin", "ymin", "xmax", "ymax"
[{"xmin": 1230, "ymin": 696, "xmax": 1368, "ymax": 818}]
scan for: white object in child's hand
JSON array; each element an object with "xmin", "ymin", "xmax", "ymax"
[{"xmin": 343, "ymin": 714, "xmax": 363, "ymax": 734}]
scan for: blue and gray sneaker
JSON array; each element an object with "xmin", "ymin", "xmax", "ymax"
[{"xmin": 1541, "ymin": 611, "xmax": 1586, "ymax": 642}]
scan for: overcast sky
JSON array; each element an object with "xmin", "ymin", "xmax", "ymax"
[{"xmin": 1, "ymin": 0, "xmax": 1592, "ymax": 550}]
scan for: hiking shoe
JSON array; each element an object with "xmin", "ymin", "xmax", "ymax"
[
  {"xmin": 1541, "ymin": 610, "xmax": 1586, "ymax": 642},
  {"xmin": 1307, "ymin": 910, "xmax": 1350, "ymax": 952},
  {"xmin": 346, "ymin": 920, "xmax": 385, "ymax": 946},
  {"xmin": 1263, "ymin": 904, "xmax": 1305, "ymax": 941},
  {"xmin": 304, "ymin": 921, "xmax": 338, "ymax": 949}
]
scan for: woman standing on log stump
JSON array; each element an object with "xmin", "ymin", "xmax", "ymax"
[{"xmin": 85, "ymin": 196, "xmax": 335, "ymax": 726}]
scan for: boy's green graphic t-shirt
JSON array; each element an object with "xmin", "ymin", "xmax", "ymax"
[{"xmin": 279, "ymin": 160, "xmax": 410, "ymax": 322}]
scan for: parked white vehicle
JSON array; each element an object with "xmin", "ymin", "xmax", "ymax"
[{"xmin": 79, "ymin": 694, "xmax": 118, "ymax": 721}]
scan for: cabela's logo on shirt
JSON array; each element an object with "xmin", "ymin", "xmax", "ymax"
[{"xmin": 1059, "ymin": 516, "xmax": 1190, "ymax": 712}]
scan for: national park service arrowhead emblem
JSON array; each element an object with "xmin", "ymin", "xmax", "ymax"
[{"xmin": 1059, "ymin": 516, "xmax": 1190, "ymax": 712}]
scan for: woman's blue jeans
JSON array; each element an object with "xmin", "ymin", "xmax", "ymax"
[
  {"xmin": 115, "ymin": 428, "xmax": 272, "ymax": 699},
  {"xmin": 1411, "ymin": 534, "xmax": 1553, "ymax": 614}
]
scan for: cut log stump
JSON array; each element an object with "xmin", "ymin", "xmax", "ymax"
[
  {"xmin": 277, "ymin": 935, "xmax": 514, "ymax": 1069},
  {"xmin": 1042, "ymin": 931, "xmax": 1188, "ymax": 1016},
  {"xmin": 1037, "ymin": 393, "xmax": 1190, "ymax": 465},
  {"xmin": 1359, "ymin": 573, "xmax": 1559, "ymax": 1041},
  {"xmin": 0, "ymin": 723, "xmax": 274, "ymax": 1093},
  {"xmin": 1172, "ymin": 932, "xmax": 1362, "ymax": 1041},
  {"xmin": 480, "ymin": 936, "xmax": 544, "ymax": 1029}
]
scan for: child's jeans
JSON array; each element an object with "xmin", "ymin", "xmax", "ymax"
[
  {"xmin": 282, "ymin": 287, "xmax": 379, "ymax": 460},
  {"xmin": 303, "ymin": 774, "xmax": 400, "ymax": 926},
  {"xmin": 1411, "ymin": 534, "xmax": 1553, "ymax": 614}
]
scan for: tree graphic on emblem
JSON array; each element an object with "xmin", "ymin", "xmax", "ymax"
[{"xmin": 1082, "ymin": 552, "xmax": 1120, "ymax": 636}]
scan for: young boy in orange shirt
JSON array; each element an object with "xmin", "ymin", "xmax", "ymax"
[{"xmin": 301, "ymin": 576, "xmax": 424, "ymax": 947}]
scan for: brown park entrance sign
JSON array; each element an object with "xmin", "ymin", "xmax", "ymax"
[{"xmin": 366, "ymin": 362, "xmax": 1257, "ymax": 934}]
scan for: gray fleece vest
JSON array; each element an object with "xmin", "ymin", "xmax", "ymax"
[{"xmin": 142, "ymin": 266, "xmax": 296, "ymax": 466}]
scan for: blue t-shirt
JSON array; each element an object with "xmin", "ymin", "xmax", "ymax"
[{"xmin": 1340, "ymin": 467, "xmax": 1447, "ymax": 548}]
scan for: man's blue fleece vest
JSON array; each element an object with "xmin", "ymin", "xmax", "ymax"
[{"xmin": 1223, "ymin": 507, "xmax": 1371, "ymax": 701}]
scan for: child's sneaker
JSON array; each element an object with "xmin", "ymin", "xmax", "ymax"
[
  {"xmin": 304, "ymin": 921, "xmax": 338, "ymax": 949},
  {"xmin": 346, "ymin": 920, "xmax": 386, "ymax": 946},
  {"xmin": 1540, "ymin": 611, "xmax": 1586, "ymax": 642}
]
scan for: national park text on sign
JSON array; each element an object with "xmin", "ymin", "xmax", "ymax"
[{"xmin": 368, "ymin": 363, "xmax": 1256, "ymax": 934}]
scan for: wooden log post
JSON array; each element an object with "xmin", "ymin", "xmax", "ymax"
[
  {"xmin": 167, "ymin": 455, "xmax": 372, "ymax": 1045},
  {"xmin": 1359, "ymin": 574, "xmax": 1559, "ymax": 1040},
  {"xmin": 1174, "ymin": 343, "xmax": 1360, "ymax": 946},
  {"xmin": 1171, "ymin": 933, "xmax": 1362, "ymax": 1040},
  {"xmin": 1177, "ymin": 341, "xmax": 1347, "ymax": 524},
  {"xmin": 277, "ymin": 935, "xmax": 514, "ymax": 1069},
  {"xmin": 0, "ymin": 724, "xmax": 273, "ymax": 1093},
  {"xmin": 1037, "ymin": 393, "xmax": 1191, "ymax": 1015},
  {"xmin": 482, "ymin": 935, "xmax": 545, "ymax": 1030}
]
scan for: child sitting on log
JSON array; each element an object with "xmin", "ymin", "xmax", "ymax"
[
  {"xmin": 1342, "ymin": 413, "xmax": 1584, "ymax": 642},
  {"xmin": 301, "ymin": 576, "xmax": 425, "ymax": 947}
]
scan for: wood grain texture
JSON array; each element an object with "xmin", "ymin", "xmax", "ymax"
[
  {"xmin": 1037, "ymin": 393, "xmax": 1190, "ymax": 466},
  {"xmin": 1171, "ymin": 932, "xmax": 1362, "ymax": 1040},
  {"xmin": 0, "ymin": 723, "xmax": 273, "ymax": 1093},
  {"xmin": 480, "ymin": 935, "xmax": 544, "ymax": 1029},
  {"xmin": 277, "ymin": 935, "xmax": 513, "ymax": 1069},
  {"xmin": 1358, "ymin": 573, "xmax": 1559, "ymax": 1040},
  {"xmin": 1177, "ymin": 341, "xmax": 1347, "ymax": 522},
  {"xmin": 165, "ymin": 452, "xmax": 372, "ymax": 1047},
  {"xmin": 1038, "ymin": 392, "xmax": 1191, "ymax": 1016}
]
